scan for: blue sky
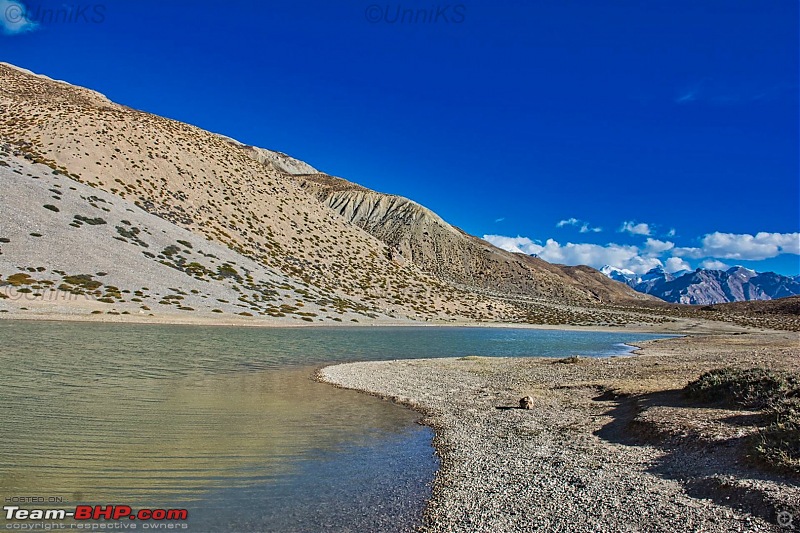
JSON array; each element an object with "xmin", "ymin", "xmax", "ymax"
[{"xmin": 2, "ymin": 0, "xmax": 798, "ymax": 275}]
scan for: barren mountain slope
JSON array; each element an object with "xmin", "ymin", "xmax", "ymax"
[
  {"xmin": 298, "ymin": 174, "xmax": 654, "ymax": 304},
  {"xmin": 0, "ymin": 63, "xmax": 525, "ymax": 321},
  {"xmin": 0, "ymin": 152, "xmax": 377, "ymax": 322}
]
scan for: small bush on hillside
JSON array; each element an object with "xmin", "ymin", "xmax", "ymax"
[
  {"xmin": 685, "ymin": 367, "xmax": 799, "ymax": 410},
  {"xmin": 74, "ymin": 215, "xmax": 106, "ymax": 225},
  {"xmin": 685, "ymin": 367, "xmax": 800, "ymax": 475}
]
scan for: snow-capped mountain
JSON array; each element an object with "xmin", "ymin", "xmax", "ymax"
[
  {"xmin": 599, "ymin": 265, "xmax": 800, "ymax": 305},
  {"xmin": 599, "ymin": 265, "xmax": 638, "ymax": 286}
]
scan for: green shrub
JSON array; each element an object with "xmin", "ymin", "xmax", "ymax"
[
  {"xmin": 685, "ymin": 368, "xmax": 799, "ymax": 409},
  {"xmin": 161, "ymin": 245, "xmax": 180, "ymax": 257},
  {"xmin": 753, "ymin": 398, "xmax": 800, "ymax": 475},
  {"xmin": 686, "ymin": 368, "xmax": 800, "ymax": 475},
  {"xmin": 62, "ymin": 274, "xmax": 103, "ymax": 291},
  {"xmin": 217, "ymin": 264, "xmax": 239, "ymax": 278},
  {"xmin": 6, "ymin": 273, "xmax": 33, "ymax": 286},
  {"xmin": 74, "ymin": 215, "xmax": 106, "ymax": 225}
]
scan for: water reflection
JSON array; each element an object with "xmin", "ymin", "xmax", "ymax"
[{"xmin": 0, "ymin": 321, "xmax": 669, "ymax": 530}]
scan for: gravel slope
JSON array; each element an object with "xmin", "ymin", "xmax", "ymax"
[{"xmin": 319, "ymin": 332, "xmax": 799, "ymax": 532}]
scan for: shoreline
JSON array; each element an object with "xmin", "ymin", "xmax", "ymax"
[
  {"xmin": 318, "ymin": 331, "xmax": 800, "ymax": 532},
  {"xmin": 0, "ymin": 309, "xmax": 764, "ymax": 336}
]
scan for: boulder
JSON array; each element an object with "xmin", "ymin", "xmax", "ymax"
[{"xmin": 519, "ymin": 396, "xmax": 534, "ymax": 410}]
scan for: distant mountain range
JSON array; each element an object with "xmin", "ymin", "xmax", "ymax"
[{"xmin": 600, "ymin": 265, "xmax": 800, "ymax": 305}]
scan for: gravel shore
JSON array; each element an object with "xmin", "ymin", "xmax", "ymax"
[{"xmin": 319, "ymin": 331, "xmax": 799, "ymax": 532}]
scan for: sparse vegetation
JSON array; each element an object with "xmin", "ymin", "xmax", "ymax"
[
  {"xmin": 5, "ymin": 273, "xmax": 33, "ymax": 286},
  {"xmin": 685, "ymin": 368, "xmax": 800, "ymax": 475},
  {"xmin": 61, "ymin": 274, "xmax": 103, "ymax": 291},
  {"xmin": 73, "ymin": 214, "xmax": 107, "ymax": 226},
  {"xmin": 685, "ymin": 368, "xmax": 799, "ymax": 410}
]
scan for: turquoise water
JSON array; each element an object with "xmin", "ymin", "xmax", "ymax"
[{"xmin": 0, "ymin": 321, "xmax": 670, "ymax": 531}]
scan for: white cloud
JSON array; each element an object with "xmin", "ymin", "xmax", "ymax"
[
  {"xmin": 556, "ymin": 218, "xmax": 579, "ymax": 228},
  {"xmin": 557, "ymin": 217, "xmax": 601, "ymax": 233},
  {"xmin": 0, "ymin": 0, "xmax": 38, "ymax": 35},
  {"xmin": 701, "ymin": 231, "xmax": 799, "ymax": 260},
  {"xmin": 531, "ymin": 240, "xmax": 640, "ymax": 270},
  {"xmin": 675, "ymin": 232, "xmax": 800, "ymax": 260},
  {"xmin": 644, "ymin": 238, "xmax": 674, "ymax": 255},
  {"xmin": 494, "ymin": 217, "xmax": 505, "ymax": 223},
  {"xmin": 482, "ymin": 235, "xmax": 540, "ymax": 255},
  {"xmin": 483, "ymin": 235, "xmax": 662, "ymax": 275},
  {"xmin": 621, "ymin": 255, "xmax": 664, "ymax": 274},
  {"xmin": 579, "ymin": 223, "xmax": 602, "ymax": 233},
  {"xmin": 700, "ymin": 259, "xmax": 730, "ymax": 271},
  {"xmin": 672, "ymin": 246, "xmax": 702, "ymax": 258},
  {"xmin": 483, "ymin": 229, "xmax": 799, "ymax": 278},
  {"xmin": 666, "ymin": 228, "xmax": 676, "ymax": 237},
  {"xmin": 664, "ymin": 257, "xmax": 690, "ymax": 273},
  {"xmin": 620, "ymin": 221, "xmax": 651, "ymax": 236}
]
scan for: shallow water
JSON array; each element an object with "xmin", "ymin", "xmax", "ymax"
[{"xmin": 0, "ymin": 321, "xmax": 670, "ymax": 531}]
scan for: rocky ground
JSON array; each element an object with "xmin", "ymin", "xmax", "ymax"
[{"xmin": 320, "ymin": 331, "xmax": 800, "ymax": 532}]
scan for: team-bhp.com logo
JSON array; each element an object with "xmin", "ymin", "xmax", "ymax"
[{"xmin": 4, "ymin": 504, "xmax": 188, "ymax": 524}]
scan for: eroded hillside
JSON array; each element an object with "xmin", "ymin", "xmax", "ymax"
[{"xmin": 298, "ymin": 174, "xmax": 654, "ymax": 304}]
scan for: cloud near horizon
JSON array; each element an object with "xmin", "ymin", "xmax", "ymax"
[
  {"xmin": 701, "ymin": 259, "xmax": 730, "ymax": 270},
  {"xmin": 0, "ymin": 0, "xmax": 38, "ymax": 35},
  {"xmin": 483, "ymin": 235, "xmax": 665, "ymax": 275},
  {"xmin": 483, "ymin": 230, "xmax": 800, "ymax": 275},
  {"xmin": 675, "ymin": 232, "xmax": 800, "ymax": 261}
]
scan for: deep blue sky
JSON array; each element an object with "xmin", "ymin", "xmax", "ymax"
[{"xmin": 2, "ymin": 0, "xmax": 798, "ymax": 275}]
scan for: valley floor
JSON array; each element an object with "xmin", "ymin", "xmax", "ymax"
[{"xmin": 320, "ymin": 329, "xmax": 800, "ymax": 532}]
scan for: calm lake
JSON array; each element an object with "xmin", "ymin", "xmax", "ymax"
[{"xmin": 0, "ymin": 321, "xmax": 671, "ymax": 531}]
